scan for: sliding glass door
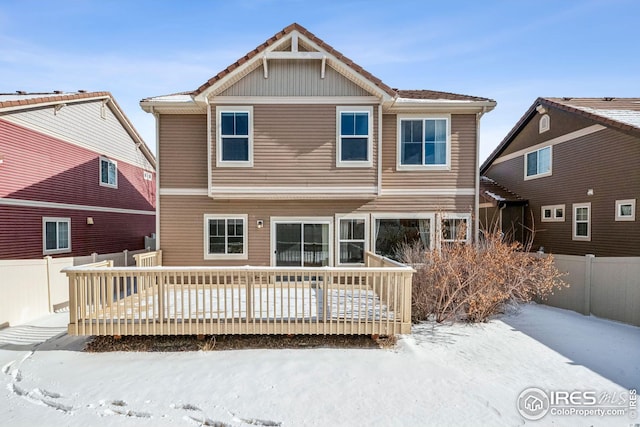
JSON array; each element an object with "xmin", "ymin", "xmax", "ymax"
[{"xmin": 274, "ymin": 221, "xmax": 330, "ymax": 267}]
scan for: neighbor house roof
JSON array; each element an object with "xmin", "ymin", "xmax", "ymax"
[
  {"xmin": 0, "ymin": 91, "xmax": 156, "ymax": 168},
  {"xmin": 481, "ymin": 97, "xmax": 640, "ymax": 173},
  {"xmin": 480, "ymin": 176, "xmax": 527, "ymax": 206}
]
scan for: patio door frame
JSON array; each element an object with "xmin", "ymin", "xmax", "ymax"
[{"xmin": 270, "ymin": 216, "xmax": 334, "ymax": 267}]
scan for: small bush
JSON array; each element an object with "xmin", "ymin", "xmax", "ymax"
[{"xmin": 400, "ymin": 228, "xmax": 567, "ymax": 323}]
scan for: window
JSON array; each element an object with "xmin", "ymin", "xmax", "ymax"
[
  {"xmin": 539, "ymin": 114, "xmax": 550, "ymax": 133},
  {"xmin": 615, "ymin": 199, "xmax": 636, "ymax": 221},
  {"xmin": 204, "ymin": 214, "xmax": 248, "ymax": 259},
  {"xmin": 43, "ymin": 217, "xmax": 71, "ymax": 255},
  {"xmin": 397, "ymin": 115, "xmax": 450, "ymax": 170},
  {"xmin": 338, "ymin": 217, "xmax": 367, "ymax": 264},
  {"xmin": 573, "ymin": 203, "xmax": 591, "ymax": 241},
  {"xmin": 100, "ymin": 156, "xmax": 117, "ymax": 188},
  {"xmin": 336, "ymin": 106, "xmax": 372, "ymax": 167},
  {"xmin": 541, "ymin": 204, "xmax": 565, "ymax": 222},
  {"xmin": 525, "ymin": 146, "xmax": 552, "ymax": 179},
  {"xmin": 373, "ymin": 215, "xmax": 433, "ymax": 260},
  {"xmin": 441, "ymin": 214, "xmax": 471, "ymax": 243},
  {"xmin": 216, "ymin": 106, "xmax": 253, "ymax": 167}
]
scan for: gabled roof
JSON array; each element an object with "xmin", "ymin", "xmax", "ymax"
[
  {"xmin": 480, "ymin": 176, "xmax": 526, "ymax": 206},
  {"xmin": 0, "ymin": 91, "xmax": 155, "ymax": 168},
  {"xmin": 481, "ymin": 97, "xmax": 640, "ymax": 173},
  {"xmin": 193, "ymin": 23, "xmax": 396, "ymax": 99},
  {"xmin": 141, "ymin": 24, "xmax": 495, "ymax": 114}
]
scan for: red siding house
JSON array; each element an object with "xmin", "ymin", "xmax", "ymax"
[{"xmin": 0, "ymin": 91, "xmax": 156, "ymax": 259}]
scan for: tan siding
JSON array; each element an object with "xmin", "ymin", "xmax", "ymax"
[
  {"xmin": 211, "ymin": 104, "xmax": 377, "ymax": 188},
  {"xmin": 486, "ymin": 127, "xmax": 640, "ymax": 256},
  {"xmin": 160, "ymin": 195, "xmax": 474, "ymax": 266},
  {"xmin": 219, "ymin": 61, "xmax": 371, "ymax": 97},
  {"xmin": 381, "ymin": 114, "xmax": 477, "ymax": 189},
  {"xmin": 500, "ymin": 107, "xmax": 594, "ymax": 157},
  {"xmin": 158, "ymin": 114, "xmax": 207, "ymax": 188}
]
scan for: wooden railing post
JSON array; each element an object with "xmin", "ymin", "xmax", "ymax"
[{"xmin": 68, "ymin": 272, "xmax": 77, "ymax": 334}]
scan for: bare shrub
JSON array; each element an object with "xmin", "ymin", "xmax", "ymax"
[{"xmin": 399, "ymin": 223, "xmax": 567, "ymax": 323}]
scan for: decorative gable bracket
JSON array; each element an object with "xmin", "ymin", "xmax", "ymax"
[{"xmin": 262, "ymin": 33, "xmax": 327, "ymax": 79}]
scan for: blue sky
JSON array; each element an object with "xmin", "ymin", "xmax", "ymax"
[{"xmin": 1, "ymin": 0, "xmax": 638, "ymax": 161}]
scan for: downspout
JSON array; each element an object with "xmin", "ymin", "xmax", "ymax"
[
  {"xmin": 152, "ymin": 106, "xmax": 160, "ymax": 250},
  {"xmin": 377, "ymin": 101, "xmax": 383, "ymax": 196},
  {"xmin": 475, "ymin": 107, "xmax": 488, "ymax": 243}
]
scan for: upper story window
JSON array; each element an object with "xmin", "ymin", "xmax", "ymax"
[
  {"xmin": 43, "ymin": 217, "xmax": 71, "ymax": 255},
  {"xmin": 100, "ymin": 156, "xmax": 117, "ymax": 188},
  {"xmin": 539, "ymin": 114, "xmax": 550, "ymax": 133},
  {"xmin": 397, "ymin": 115, "xmax": 450, "ymax": 170},
  {"xmin": 525, "ymin": 146, "xmax": 551, "ymax": 180},
  {"xmin": 336, "ymin": 106, "xmax": 372, "ymax": 167},
  {"xmin": 216, "ymin": 106, "xmax": 253, "ymax": 167},
  {"xmin": 204, "ymin": 214, "xmax": 248, "ymax": 260}
]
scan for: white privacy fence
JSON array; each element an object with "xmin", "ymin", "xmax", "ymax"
[{"xmin": 543, "ymin": 254, "xmax": 640, "ymax": 326}]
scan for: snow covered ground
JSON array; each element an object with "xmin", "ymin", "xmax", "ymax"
[{"xmin": 0, "ymin": 303, "xmax": 638, "ymax": 427}]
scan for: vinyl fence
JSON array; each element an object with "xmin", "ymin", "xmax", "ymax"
[
  {"xmin": 543, "ymin": 254, "xmax": 640, "ymax": 326},
  {"xmin": 0, "ymin": 249, "xmax": 148, "ymax": 327}
]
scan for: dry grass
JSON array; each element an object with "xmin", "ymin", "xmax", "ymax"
[{"xmin": 85, "ymin": 334, "xmax": 397, "ymax": 352}]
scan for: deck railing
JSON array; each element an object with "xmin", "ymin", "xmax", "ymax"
[
  {"xmin": 63, "ymin": 251, "xmax": 414, "ymax": 337},
  {"xmin": 133, "ymin": 250, "xmax": 162, "ymax": 267}
]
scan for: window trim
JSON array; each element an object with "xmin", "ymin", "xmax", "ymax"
[
  {"xmin": 203, "ymin": 214, "xmax": 248, "ymax": 260},
  {"xmin": 615, "ymin": 199, "xmax": 636, "ymax": 221},
  {"xmin": 335, "ymin": 214, "xmax": 369, "ymax": 266},
  {"xmin": 396, "ymin": 114, "xmax": 451, "ymax": 171},
  {"xmin": 336, "ymin": 106, "xmax": 373, "ymax": 168},
  {"xmin": 99, "ymin": 156, "xmax": 118, "ymax": 188},
  {"xmin": 524, "ymin": 145, "xmax": 552, "ymax": 180},
  {"xmin": 440, "ymin": 213, "xmax": 471, "ymax": 244},
  {"xmin": 42, "ymin": 217, "xmax": 71, "ymax": 255},
  {"xmin": 541, "ymin": 204, "xmax": 565, "ymax": 222},
  {"xmin": 539, "ymin": 114, "xmax": 550, "ymax": 133},
  {"xmin": 216, "ymin": 106, "xmax": 254, "ymax": 168},
  {"xmin": 572, "ymin": 203, "xmax": 591, "ymax": 241}
]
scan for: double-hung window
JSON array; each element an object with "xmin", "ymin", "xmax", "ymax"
[
  {"xmin": 337, "ymin": 217, "xmax": 367, "ymax": 264},
  {"xmin": 204, "ymin": 214, "xmax": 248, "ymax": 260},
  {"xmin": 216, "ymin": 106, "xmax": 253, "ymax": 167},
  {"xmin": 100, "ymin": 156, "xmax": 117, "ymax": 188},
  {"xmin": 573, "ymin": 203, "xmax": 591, "ymax": 241},
  {"xmin": 43, "ymin": 217, "xmax": 71, "ymax": 255},
  {"xmin": 397, "ymin": 115, "xmax": 450, "ymax": 170},
  {"xmin": 525, "ymin": 146, "xmax": 551, "ymax": 179},
  {"xmin": 336, "ymin": 106, "xmax": 372, "ymax": 167}
]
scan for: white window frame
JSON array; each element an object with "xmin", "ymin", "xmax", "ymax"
[
  {"xmin": 440, "ymin": 213, "xmax": 472, "ymax": 244},
  {"xmin": 270, "ymin": 216, "xmax": 334, "ymax": 267},
  {"xmin": 216, "ymin": 106, "xmax": 253, "ymax": 168},
  {"xmin": 99, "ymin": 156, "xmax": 118, "ymax": 188},
  {"xmin": 335, "ymin": 214, "xmax": 369, "ymax": 266},
  {"xmin": 204, "ymin": 214, "xmax": 248, "ymax": 260},
  {"xmin": 370, "ymin": 213, "xmax": 436, "ymax": 255},
  {"xmin": 572, "ymin": 203, "xmax": 591, "ymax": 241},
  {"xmin": 524, "ymin": 145, "xmax": 552, "ymax": 180},
  {"xmin": 615, "ymin": 199, "xmax": 636, "ymax": 221},
  {"xmin": 539, "ymin": 114, "xmax": 550, "ymax": 133},
  {"xmin": 42, "ymin": 217, "xmax": 71, "ymax": 255},
  {"xmin": 541, "ymin": 204, "xmax": 565, "ymax": 222},
  {"xmin": 336, "ymin": 106, "xmax": 373, "ymax": 168},
  {"xmin": 396, "ymin": 114, "xmax": 451, "ymax": 171}
]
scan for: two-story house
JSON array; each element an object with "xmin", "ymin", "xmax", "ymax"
[
  {"xmin": 481, "ymin": 97, "xmax": 640, "ymax": 256},
  {"xmin": 0, "ymin": 91, "xmax": 156, "ymax": 259},
  {"xmin": 141, "ymin": 23, "xmax": 495, "ymax": 267}
]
